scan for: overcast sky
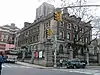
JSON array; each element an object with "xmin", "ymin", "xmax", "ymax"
[{"xmin": 0, "ymin": 0, "xmax": 100, "ymax": 29}]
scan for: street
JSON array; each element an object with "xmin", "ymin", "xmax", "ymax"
[{"xmin": 1, "ymin": 63, "xmax": 98, "ymax": 75}]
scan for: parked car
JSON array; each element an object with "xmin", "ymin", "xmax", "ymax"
[
  {"xmin": 5, "ymin": 55, "xmax": 17, "ymax": 63},
  {"xmin": 66, "ymin": 59, "xmax": 86, "ymax": 69},
  {"xmin": 5, "ymin": 50, "xmax": 18, "ymax": 63}
]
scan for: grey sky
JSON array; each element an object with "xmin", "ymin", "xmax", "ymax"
[{"xmin": 0, "ymin": 0, "xmax": 99, "ymax": 29}]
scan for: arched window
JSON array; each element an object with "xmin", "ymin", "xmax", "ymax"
[
  {"xmin": 67, "ymin": 33, "xmax": 70, "ymax": 40},
  {"xmin": 59, "ymin": 44, "xmax": 63, "ymax": 54},
  {"xmin": 59, "ymin": 31, "xmax": 64, "ymax": 39}
]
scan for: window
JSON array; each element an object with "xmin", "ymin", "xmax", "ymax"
[
  {"xmin": 76, "ymin": 35, "xmax": 78, "ymax": 40},
  {"xmin": 37, "ymin": 26, "xmax": 39, "ymax": 31},
  {"xmin": 44, "ymin": 22, "xmax": 50, "ymax": 29},
  {"xmin": 25, "ymin": 31, "xmax": 29, "ymax": 37},
  {"xmin": 69, "ymin": 23, "xmax": 71, "ymax": 29},
  {"xmin": 30, "ymin": 37, "xmax": 32, "ymax": 43},
  {"xmin": 49, "ymin": 20, "xmax": 50, "ymax": 26},
  {"xmin": 26, "ymin": 39, "xmax": 28, "ymax": 44},
  {"xmin": 36, "ymin": 35, "xmax": 39, "ymax": 41},
  {"xmin": 36, "ymin": 26, "xmax": 39, "ymax": 32},
  {"xmin": 29, "ymin": 30, "xmax": 31, "ymax": 35},
  {"xmin": 59, "ymin": 31, "xmax": 64, "ymax": 39},
  {"xmin": 60, "ymin": 22, "xmax": 64, "ymax": 26},
  {"xmin": 80, "ymin": 28, "xmax": 82, "ymax": 32},
  {"xmin": 59, "ymin": 44, "xmax": 63, "ymax": 54},
  {"xmin": 74, "ymin": 26, "xmax": 78, "ymax": 31},
  {"xmin": 6, "ymin": 35, "xmax": 8, "ymax": 40},
  {"xmin": 81, "ymin": 48, "xmax": 84, "ymax": 55},
  {"xmin": 82, "ymin": 29, "xmax": 84, "ymax": 33},
  {"xmin": 27, "ymin": 39, "xmax": 29, "ymax": 44},
  {"xmin": 80, "ymin": 39, "xmax": 82, "ymax": 42},
  {"xmin": 33, "ymin": 45, "xmax": 38, "ymax": 50},
  {"xmin": 67, "ymin": 23, "xmax": 71, "ymax": 29},
  {"xmin": 1, "ymin": 38, "xmax": 3, "ymax": 41},
  {"xmin": 33, "ymin": 29, "xmax": 35, "ymax": 33},
  {"xmin": 44, "ymin": 23, "xmax": 46, "ymax": 30},
  {"xmin": 86, "ymin": 38, "xmax": 88, "ymax": 43},
  {"xmin": 23, "ymin": 40, "xmax": 25, "ymax": 44},
  {"xmin": 82, "ymin": 38, "xmax": 84, "ymax": 43},
  {"xmin": 4, "ymin": 34, "xmax": 6, "ymax": 38},
  {"xmin": 61, "ymin": 22, "xmax": 64, "ymax": 26},
  {"xmin": 67, "ymin": 33, "xmax": 70, "ymax": 40},
  {"xmin": 33, "ymin": 36, "xmax": 35, "ymax": 42},
  {"xmin": 1, "ymin": 35, "xmax": 4, "ymax": 39},
  {"xmin": 33, "ymin": 45, "xmax": 36, "ymax": 50}
]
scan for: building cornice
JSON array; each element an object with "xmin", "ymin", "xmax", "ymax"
[{"xmin": 20, "ymin": 13, "xmax": 54, "ymax": 33}]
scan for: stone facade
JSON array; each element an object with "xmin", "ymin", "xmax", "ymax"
[{"xmin": 16, "ymin": 3, "xmax": 92, "ymax": 66}]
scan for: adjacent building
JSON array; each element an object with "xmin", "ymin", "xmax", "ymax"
[
  {"xmin": 0, "ymin": 23, "xmax": 19, "ymax": 52},
  {"xmin": 16, "ymin": 2, "xmax": 92, "ymax": 66},
  {"xmin": 36, "ymin": 2, "xmax": 55, "ymax": 19}
]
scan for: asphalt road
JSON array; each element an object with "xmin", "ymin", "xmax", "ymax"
[{"xmin": 1, "ymin": 63, "xmax": 92, "ymax": 75}]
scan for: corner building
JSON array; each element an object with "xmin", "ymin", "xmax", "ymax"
[{"xmin": 17, "ymin": 2, "xmax": 92, "ymax": 67}]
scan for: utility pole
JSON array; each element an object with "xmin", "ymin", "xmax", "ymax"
[{"xmin": 54, "ymin": 35, "xmax": 57, "ymax": 67}]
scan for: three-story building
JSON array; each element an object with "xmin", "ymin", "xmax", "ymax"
[{"xmin": 16, "ymin": 2, "xmax": 92, "ymax": 66}]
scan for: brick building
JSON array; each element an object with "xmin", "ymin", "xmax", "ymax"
[
  {"xmin": 16, "ymin": 3, "xmax": 92, "ymax": 66},
  {"xmin": 0, "ymin": 23, "xmax": 19, "ymax": 51}
]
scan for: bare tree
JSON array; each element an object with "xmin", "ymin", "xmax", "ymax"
[
  {"xmin": 38, "ymin": 0, "xmax": 100, "ymax": 64},
  {"xmin": 92, "ymin": 16, "xmax": 100, "ymax": 31},
  {"xmin": 61, "ymin": 0, "xmax": 100, "ymax": 59}
]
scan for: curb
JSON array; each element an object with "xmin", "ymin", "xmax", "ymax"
[
  {"xmin": 53, "ymin": 69, "xmax": 100, "ymax": 75},
  {"xmin": 16, "ymin": 61, "xmax": 53, "ymax": 69},
  {"xmin": 16, "ymin": 61, "xmax": 100, "ymax": 69}
]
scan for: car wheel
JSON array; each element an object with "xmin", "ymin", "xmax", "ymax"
[
  {"xmin": 67, "ymin": 66, "xmax": 70, "ymax": 69},
  {"xmin": 66, "ymin": 64, "xmax": 70, "ymax": 69},
  {"xmin": 73, "ymin": 65, "xmax": 76, "ymax": 69},
  {"xmin": 82, "ymin": 66, "xmax": 86, "ymax": 69}
]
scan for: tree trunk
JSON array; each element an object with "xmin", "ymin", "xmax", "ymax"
[
  {"xmin": 73, "ymin": 47, "xmax": 78, "ymax": 58},
  {"xmin": 86, "ymin": 52, "xmax": 89, "ymax": 65},
  {"xmin": 22, "ymin": 51, "xmax": 25, "ymax": 62}
]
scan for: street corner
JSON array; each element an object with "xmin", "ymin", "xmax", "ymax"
[
  {"xmin": 16, "ymin": 61, "xmax": 53, "ymax": 69},
  {"xmin": 93, "ymin": 73, "xmax": 100, "ymax": 75}
]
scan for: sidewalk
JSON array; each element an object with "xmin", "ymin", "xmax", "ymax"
[
  {"xmin": 16, "ymin": 61, "xmax": 53, "ymax": 69},
  {"xmin": 16, "ymin": 61, "xmax": 100, "ymax": 75},
  {"xmin": 86, "ymin": 65, "xmax": 100, "ymax": 69},
  {"xmin": 16, "ymin": 61, "xmax": 100, "ymax": 69}
]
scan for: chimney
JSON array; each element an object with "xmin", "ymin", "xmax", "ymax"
[{"xmin": 11, "ymin": 23, "xmax": 15, "ymax": 28}]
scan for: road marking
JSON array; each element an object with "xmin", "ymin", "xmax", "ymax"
[
  {"xmin": 52, "ymin": 69, "xmax": 100, "ymax": 75},
  {"xmin": 2, "ymin": 64, "xmax": 31, "ymax": 69}
]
